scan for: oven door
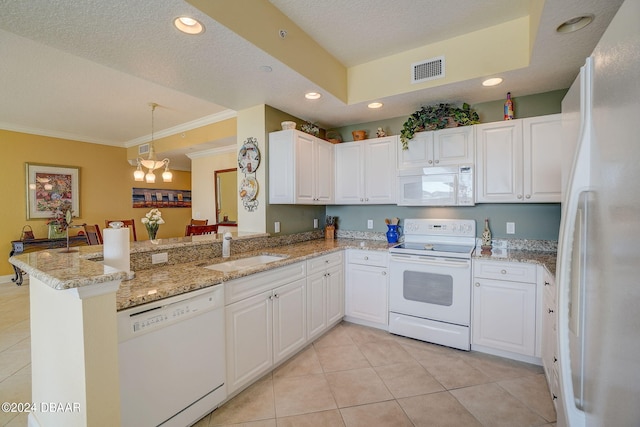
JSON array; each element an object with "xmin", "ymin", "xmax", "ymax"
[{"xmin": 389, "ymin": 253, "xmax": 471, "ymax": 326}]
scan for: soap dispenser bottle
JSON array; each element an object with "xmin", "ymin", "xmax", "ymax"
[{"xmin": 222, "ymin": 232, "xmax": 232, "ymax": 258}]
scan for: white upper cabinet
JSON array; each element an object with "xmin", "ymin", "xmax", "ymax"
[
  {"xmin": 522, "ymin": 115, "xmax": 563, "ymax": 202},
  {"xmin": 476, "ymin": 114, "xmax": 562, "ymax": 203},
  {"xmin": 398, "ymin": 127, "xmax": 474, "ymax": 172},
  {"xmin": 269, "ymin": 130, "xmax": 334, "ymax": 205},
  {"xmin": 335, "ymin": 136, "xmax": 397, "ymax": 204}
]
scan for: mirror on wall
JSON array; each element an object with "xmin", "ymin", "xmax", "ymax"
[{"xmin": 214, "ymin": 168, "xmax": 238, "ymax": 224}]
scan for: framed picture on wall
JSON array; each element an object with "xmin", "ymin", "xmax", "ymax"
[{"xmin": 25, "ymin": 163, "xmax": 80, "ymax": 220}]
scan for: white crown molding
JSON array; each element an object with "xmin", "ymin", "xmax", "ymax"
[
  {"xmin": 124, "ymin": 109, "xmax": 237, "ymax": 148},
  {"xmin": 0, "ymin": 122, "xmax": 122, "ymax": 146},
  {"xmin": 186, "ymin": 145, "xmax": 236, "ymax": 159}
]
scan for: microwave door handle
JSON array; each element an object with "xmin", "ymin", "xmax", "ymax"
[{"xmin": 454, "ymin": 174, "xmax": 459, "ymax": 205}]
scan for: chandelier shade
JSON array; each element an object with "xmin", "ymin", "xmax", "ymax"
[{"xmin": 134, "ymin": 103, "xmax": 172, "ymax": 183}]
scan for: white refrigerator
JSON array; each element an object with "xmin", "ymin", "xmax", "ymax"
[{"xmin": 558, "ymin": 0, "xmax": 640, "ymax": 426}]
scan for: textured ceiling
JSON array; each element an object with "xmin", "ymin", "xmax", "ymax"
[{"xmin": 0, "ymin": 0, "xmax": 625, "ymax": 170}]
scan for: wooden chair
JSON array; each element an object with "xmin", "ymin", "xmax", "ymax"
[
  {"xmin": 83, "ymin": 224, "xmax": 103, "ymax": 245},
  {"xmin": 185, "ymin": 224, "xmax": 218, "ymax": 236},
  {"xmin": 105, "ymin": 219, "xmax": 137, "ymax": 241},
  {"xmin": 190, "ymin": 219, "xmax": 208, "ymax": 226}
]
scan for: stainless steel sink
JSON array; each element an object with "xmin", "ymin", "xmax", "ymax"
[{"xmin": 204, "ymin": 254, "xmax": 288, "ymax": 273}]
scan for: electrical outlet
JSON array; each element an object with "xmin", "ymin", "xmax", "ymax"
[
  {"xmin": 367, "ymin": 219, "xmax": 373, "ymax": 229},
  {"xmin": 274, "ymin": 221, "xmax": 280, "ymax": 233},
  {"xmin": 152, "ymin": 252, "xmax": 168, "ymax": 264},
  {"xmin": 313, "ymin": 218, "xmax": 319, "ymax": 229},
  {"xmin": 506, "ymin": 222, "xmax": 516, "ymax": 234}
]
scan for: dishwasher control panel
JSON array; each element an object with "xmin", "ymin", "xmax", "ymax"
[{"xmin": 117, "ymin": 284, "xmax": 224, "ymax": 341}]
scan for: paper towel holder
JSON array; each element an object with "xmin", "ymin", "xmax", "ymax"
[{"xmin": 109, "ymin": 221, "xmax": 124, "ymax": 229}]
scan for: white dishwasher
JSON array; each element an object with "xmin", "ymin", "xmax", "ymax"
[{"xmin": 118, "ymin": 285, "xmax": 226, "ymax": 427}]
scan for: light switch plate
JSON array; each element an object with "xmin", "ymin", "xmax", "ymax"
[
  {"xmin": 506, "ymin": 222, "xmax": 515, "ymax": 234},
  {"xmin": 367, "ymin": 219, "xmax": 373, "ymax": 229},
  {"xmin": 274, "ymin": 221, "xmax": 280, "ymax": 233},
  {"xmin": 313, "ymin": 218, "xmax": 318, "ymax": 229}
]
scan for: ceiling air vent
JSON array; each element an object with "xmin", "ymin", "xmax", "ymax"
[
  {"xmin": 411, "ymin": 56, "xmax": 445, "ymax": 84},
  {"xmin": 138, "ymin": 143, "xmax": 150, "ymax": 156}
]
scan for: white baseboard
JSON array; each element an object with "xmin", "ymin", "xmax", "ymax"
[{"xmin": 0, "ymin": 274, "xmax": 17, "ymax": 284}]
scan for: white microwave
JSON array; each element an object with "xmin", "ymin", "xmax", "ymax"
[{"xmin": 397, "ymin": 164, "xmax": 474, "ymax": 206}]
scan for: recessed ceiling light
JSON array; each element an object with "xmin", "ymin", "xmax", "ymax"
[
  {"xmin": 482, "ymin": 78, "xmax": 503, "ymax": 87},
  {"xmin": 556, "ymin": 15, "xmax": 594, "ymax": 33},
  {"xmin": 305, "ymin": 92, "xmax": 321, "ymax": 100},
  {"xmin": 368, "ymin": 102, "xmax": 383, "ymax": 109},
  {"xmin": 259, "ymin": 65, "xmax": 273, "ymax": 73},
  {"xmin": 174, "ymin": 16, "xmax": 205, "ymax": 35}
]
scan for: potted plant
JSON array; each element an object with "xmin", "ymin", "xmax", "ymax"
[{"xmin": 400, "ymin": 103, "xmax": 479, "ymax": 149}]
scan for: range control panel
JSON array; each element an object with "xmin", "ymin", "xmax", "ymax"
[{"xmin": 403, "ymin": 219, "xmax": 476, "ymax": 238}]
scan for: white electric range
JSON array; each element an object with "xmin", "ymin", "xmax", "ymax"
[{"xmin": 388, "ymin": 218, "xmax": 476, "ymax": 351}]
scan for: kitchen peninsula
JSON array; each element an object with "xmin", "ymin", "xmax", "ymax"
[
  {"xmin": 10, "ymin": 232, "xmax": 555, "ymax": 427},
  {"xmin": 9, "ymin": 231, "xmax": 388, "ymax": 427}
]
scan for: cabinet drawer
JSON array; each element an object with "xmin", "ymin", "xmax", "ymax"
[
  {"xmin": 225, "ymin": 262, "xmax": 306, "ymax": 305},
  {"xmin": 474, "ymin": 260, "xmax": 537, "ymax": 283},
  {"xmin": 347, "ymin": 249, "xmax": 388, "ymax": 267},
  {"xmin": 307, "ymin": 251, "xmax": 343, "ymax": 276}
]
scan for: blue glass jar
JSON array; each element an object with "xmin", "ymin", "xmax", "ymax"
[{"xmin": 386, "ymin": 224, "xmax": 399, "ymax": 244}]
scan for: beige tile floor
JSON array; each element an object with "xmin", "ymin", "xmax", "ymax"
[{"xmin": 0, "ymin": 282, "xmax": 556, "ymax": 427}]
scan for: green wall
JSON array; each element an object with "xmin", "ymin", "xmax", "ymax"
[
  {"xmin": 264, "ymin": 90, "xmax": 568, "ymax": 241},
  {"xmin": 327, "ymin": 89, "xmax": 568, "ymax": 143},
  {"xmin": 325, "ymin": 204, "xmax": 561, "ymax": 240}
]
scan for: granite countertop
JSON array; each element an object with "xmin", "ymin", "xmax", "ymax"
[
  {"xmin": 10, "ymin": 233, "xmax": 556, "ymax": 311},
  {"xmin": 8, "ymin": 232, "xmax": 270, "ymax": 290},
  {"xmin": 473, "ymin": 247, "xmax": 557, "ymax": 276},
  {"xmin": 117, "ymin": 238, "xmax": 390, "ymax": 310}
]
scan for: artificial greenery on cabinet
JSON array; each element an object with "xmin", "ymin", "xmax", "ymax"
[{"xmin": 400, "ymin": 103, "xmax": 480, "ymax": 149}]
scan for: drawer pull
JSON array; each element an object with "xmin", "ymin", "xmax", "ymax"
[
  {"xmin": 475, "ymin": 282, "xmax": 480, "ymax": 287},
  {"xmin": 364, "ymin": 256, "xmax": 369, "ymax": 260},
  {"xmin": 501, "ymin": 269, "xmax": 507, "ymax": 274},
  {"xmin": 382, "ymin": 271, "xmax": 387, "ymax": 276}
]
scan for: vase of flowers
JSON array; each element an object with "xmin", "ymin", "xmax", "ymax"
[
  {"xmin": 47, "ymin": 200, "xmax": 75, "ymax": 251},
  {"xmin": 141, "ymin": 208, "xmax": 164, "ymax": 242}
]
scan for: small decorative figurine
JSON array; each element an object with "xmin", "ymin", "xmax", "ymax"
[
  {"xmin": 481, "ymin": 218, "xmax": 492, "ymax": 254},
  {"xmin": 376, "ymin": 127, "xmax": 386, "ymax": 138}
]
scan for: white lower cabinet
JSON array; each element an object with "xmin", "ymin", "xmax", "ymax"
[
  {"xmin": 225, "ymin": 263, "xmax": 307, "ymax": 395},
  {"xmin": 472, "ymin": 260, "xmax": 540, "ymax": 363},
  {"xmin": 225, "ymin": 252, "xmax": 346, "ymax": 397},
  {"xmin": 306, "ymin": 252, "xmax": 344, "ymax": 342},
  {"xmin": 345, "ymin": 250, "xmax": 389, "ymax": 329}
]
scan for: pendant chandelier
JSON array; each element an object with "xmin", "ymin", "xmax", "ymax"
[{"xmin": 133, "ymin": 103, "xmax": 172, "ymax": 183}]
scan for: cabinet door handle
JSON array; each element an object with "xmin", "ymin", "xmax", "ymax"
[
  {"xmin": 360, "ymin": 198, "xmax": 364, "ymax": 202},
  {"xmin": 325, "ymin": 259, "xmax": 329, "ymax": 263},
  {"xmin": 501, "ymin": 269, "xmax": 507, "ymax": 274},
  {"xmin": 428, "ymin": 160, "xmax": 433, "ymax": 164},
  {"xmin": 364, "ymin": 256, "xmax": 369, "ymax": 260},
  {"xmin": 434, "ymin": 159, "xmax": 439, "ymax": 164},
  {"xmin": 274, "ymin": 294, "xmax": 280, "ymax": 299},
  {"xmin": 475, "ymin": 282, "xmax": 480, "ymax": 287},
  {"xmin": 517, "ymin": 194, "xmax": 523, "ymax": 199},
  {"xmin": 544, "ymin": 281, "xmax": 550, "ymax": 286},
  {"xmin": 382, "ymin": 271, "xmax": 387, "ymax": 276},
  {"xmin": 365, "ymin": 198, "xmax": 369, "ymax": 201},
  {"xmin": 525, "ymin": 194, "xmax": 531, "ymax": 199},
  {"xmin": 268, "ymin": 295, "xmax": 273, "ymax": 301},
  {"xmin": 548, "ymin": 308, "xmax": 554, "ymax": 314}
]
